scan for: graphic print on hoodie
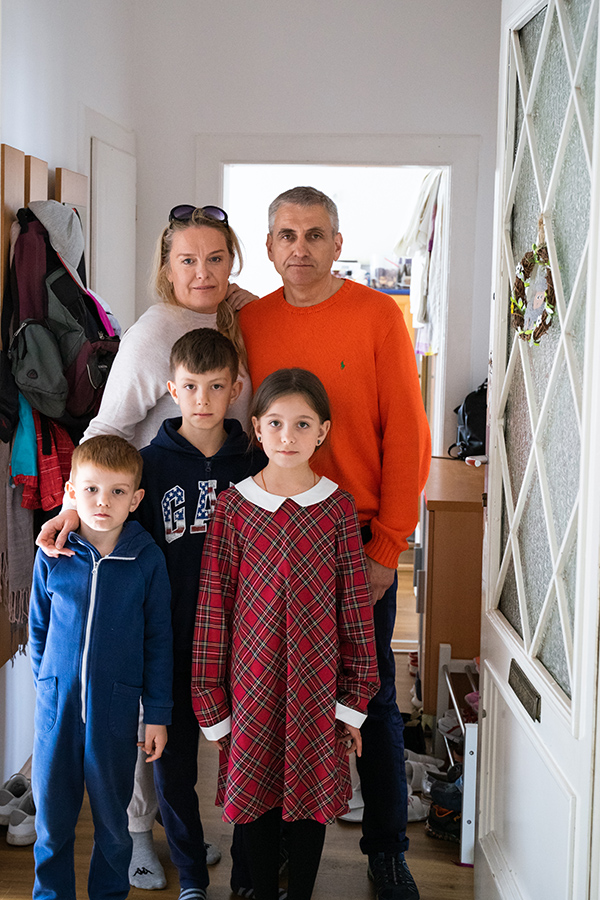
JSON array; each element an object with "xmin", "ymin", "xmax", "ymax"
[{"xmin": 137, "ymin": 417, "xmax": 264, "ymax": 672}]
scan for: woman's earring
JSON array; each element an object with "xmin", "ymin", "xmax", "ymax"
[
  {"xmin": 316, "ymin": 440, "xmax": 321, "ymax": 446},
  {"xmin": 257, "ymin": 435, "xmax": 262, "ymax": 442}
]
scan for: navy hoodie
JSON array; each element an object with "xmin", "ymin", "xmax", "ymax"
[{"xmin": 137, "ymin": 417, "xmax": 264, "ymax": 673}]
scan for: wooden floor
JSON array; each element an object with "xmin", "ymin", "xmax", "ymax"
[{"xmin": 0, "ymin": 564, "xmax": 474, "ymax": 900}]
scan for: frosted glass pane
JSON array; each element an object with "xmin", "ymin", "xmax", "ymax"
[
  {"xmin": 504, "ymin": 356, "xmax": 533, "ymax": 507},
  {"xmin": 518, "ymin": 471, "xmax": 553, "ymax": 634},
  {"xmin": 528, "ymin": 307, "xmax": 561, "ymax": 411},
  {"xmin": 519, "ymin": 7, "xmax": 547, "ymax": 87},
  {"xmin": 511, "ymin": 139, "xmax": 539, "ymax": 265},
  {"xmin": 538, "ymin": 592, "xmax": 571, "ymax": 695},
  {"xmin": 563, "ymin": 538, "xmax": 577, "ymax": 634},
  {"xmin": 564, "ymin": 0, "xmax": 593, "ymax": 53},
  {"xmin": 540, "ymin": 354, "xmax": 580, "ymax": 548},
  {"xmin": 499, "ymin": 553, "xmax": 523, "ymax": 638},
  {"xmin": 581, "ymin": 15, "xmax": 598, "ymax": 131},
  {"xmin": 532, "ymin": 11, "xmax": 570, "ymax": 193},
  {"xmin": 569, "ymin": 279, "xmax": 587, "ymax": 392},
  {"xmin": 551, "ymin": 117, "xmax": 591, "ymax": 306}
]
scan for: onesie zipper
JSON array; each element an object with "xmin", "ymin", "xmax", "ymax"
[
  {"xmin": 80, "ymin": 555, "xmax": 101, "ymax": 723},
  {"xmin": 78, "ymin": 546, "xmax": 139, "ymax": 724}
]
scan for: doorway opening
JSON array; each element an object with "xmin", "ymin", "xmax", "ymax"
[{"xmin": 224, "ymin": 162, "xmax": 446, "ymax": 660}]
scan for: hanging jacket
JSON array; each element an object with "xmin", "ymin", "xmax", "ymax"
[
  {"xmin": 29, "ymin": 521, "xmax": 173, "ymax": 728},
  {"xmin": 137, "ymin": 417, "xmax": 265, "ymax": 672}
]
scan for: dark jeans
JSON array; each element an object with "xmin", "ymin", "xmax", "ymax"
[
  {"xmin": 356, "ymin": 572, "xmax": 409, "ymax": 855},
  {"xmin": 153, "ymin": 673, "xmax": 209, "ymax": 890}
]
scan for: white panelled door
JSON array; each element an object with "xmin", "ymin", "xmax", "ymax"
[{"xmin": 476, "ymin": 1, "xmax": 600, "ymax": 898}]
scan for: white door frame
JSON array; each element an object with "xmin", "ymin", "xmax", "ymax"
[
  {"xmin": 195, "ymin": 132, "xmax": 482, "ymax": 457},
  {"xmin": 478, "ymin": 0, "xmax": 600, "ymax": 896}
]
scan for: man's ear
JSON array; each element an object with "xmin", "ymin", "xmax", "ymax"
[
  {"xmin": 333, "ymin": 232, "xmax": 343, "ymax": 261},
  {"xmin": 130, "ymin": 488, "xmax": 145, "ymax": 513},
  {"xmin": 66, "ymin": 481, "xmax": 76, "ymax": 502},
  {"xmin": 167, "ymin": 380, "xmax": 179, "ymax": 405},
  {"xmin": 229, "ymin": 380, "xmax": 243, "ymax": 406},
  {"xmin": 266, "ymin": 233, "xmax": 274, "ymax": 261}
]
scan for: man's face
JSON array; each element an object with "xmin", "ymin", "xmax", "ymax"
[{"xmin": 266, "ymin": 203, "xmax": 343, "ymax": 289}]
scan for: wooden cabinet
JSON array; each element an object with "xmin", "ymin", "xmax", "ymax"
[{"xmin": 417, "ymin": 457, "xmax": 485, "ymax": 714}]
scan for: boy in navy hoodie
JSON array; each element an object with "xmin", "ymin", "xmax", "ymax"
[
  {"xmin": 29, "ymin": 435, "xmax": 173, "ymax": 900},
  {"xmin": 136, "ymin": 328, "xmax": 263, "ymax": 900}
]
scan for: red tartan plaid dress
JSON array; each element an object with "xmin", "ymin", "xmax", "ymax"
[{"xmin": 191, "ymin": 475, "xmax": 379, "ymax": 825}]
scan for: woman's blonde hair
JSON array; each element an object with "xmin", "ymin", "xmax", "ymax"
[{"xmin": 150, "ymin": 209, "xmax": 247, "ymax": 368}]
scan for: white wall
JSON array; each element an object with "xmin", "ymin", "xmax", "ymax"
[
  {"xmin": 0, "ymin": 0, "xmax": 137, "ymax": 780},
  {"xmin": 1, "ymin": 0, "xmax": 135, "ymax": 178},
  {"xmin": 132, "ymin": 0, "xmax": 501, "ymax": 430}
]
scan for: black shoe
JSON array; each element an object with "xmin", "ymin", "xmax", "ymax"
[
  {"xmin": 430, "ymin": 780, "xmax": 462, "ymax": 813},
  {"xmin": 367, "ymin": 852, "xmax": 420, "ymax": 900},
  {"xmin": 425, "ymin": 803, "xmax": 461, "ymax": 843}
]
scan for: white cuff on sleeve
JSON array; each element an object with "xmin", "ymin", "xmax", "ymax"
[
  {"xmin": 335, "ymin": 702, "xmax": 367, "ymax": 729},
  {"xmin": 200, "ymin": 716, "xmax": 231, "ymax": 741}
]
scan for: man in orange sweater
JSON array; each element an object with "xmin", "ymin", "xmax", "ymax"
[{"xmin": 239, "ymin": 187, "xmax": 430, "ymax": 900}]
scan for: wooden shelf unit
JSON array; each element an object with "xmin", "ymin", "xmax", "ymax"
[{"xmin": 417, "ymin": 456, "xmax": 485, "ymax": 715}]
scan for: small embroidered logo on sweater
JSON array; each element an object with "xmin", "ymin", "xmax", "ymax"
[{"xmin": 341, "ymin": 361, "xmax": 346, "ymax": 370}]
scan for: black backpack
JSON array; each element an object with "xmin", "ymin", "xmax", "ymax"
[
  {"xmin": 2, "ymin": 206, "xmax": 119, "ymax": 441},
  {"xmin": 448, "ymin": 379, "xmax": 487, "ymax": 460}
]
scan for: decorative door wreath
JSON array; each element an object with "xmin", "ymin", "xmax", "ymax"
[{"xmin": 510, "ymin": 220, "xmax": 556, "ymax": 345}]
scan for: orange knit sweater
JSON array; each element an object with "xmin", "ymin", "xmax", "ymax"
[{"xmin": 239, "ymin": 279, "xmax": 431, "ymax": 568}]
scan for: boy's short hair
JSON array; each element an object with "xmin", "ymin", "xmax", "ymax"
[
  {"xmin": 169, "ymin": 328, "xmax": 239, "ymax": 381},
  {"xmin": 71, "ymin": 435, "xmax": 143, "ymax": 490}
]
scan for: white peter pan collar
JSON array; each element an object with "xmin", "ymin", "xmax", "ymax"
[{"xmin": 236, "ymin": 475, "xmax": 338, "ymax": 511}]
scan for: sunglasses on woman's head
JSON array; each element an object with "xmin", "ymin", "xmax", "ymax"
[{"xmin": 169, "ymin": 205, "xmax": 229, "ymax": 226}]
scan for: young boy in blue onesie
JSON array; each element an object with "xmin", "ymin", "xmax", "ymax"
[
  {"xmin": 29, "ymin": 435, "xmax": 173, "ymax": 900},
  {"xmin": 135, "ymin": 328, "xmax": 264, "ymax": 900}
]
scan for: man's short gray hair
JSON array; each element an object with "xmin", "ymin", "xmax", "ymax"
[{"xmin": 268, "ymin": 186, "xmax": 339, "ymax": 235}]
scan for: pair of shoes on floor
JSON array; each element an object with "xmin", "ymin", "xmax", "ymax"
[
  {"xmin": 408, "ymin": 651, "xmax": 418, "ymax": 677},
  {"xmin": 437, "ymin": 708, "xmax": 463, "ymax": 741},
  {"xmin": 404, "ymin": 749, "xmax": 445, "ymax": 769},
  {"xmin": 429, "ymin": 778, "xmax": 463, "ymax": 813},
  {"xmin": 6, "ymin": 789, "xmax": 36, "ymax": 845},
  {"xmin": 407, "ymin": 794, "xmax": 430, "ymax": 823},
  {"xmin": 0, "ymin": 773, "xmax": 30, "ymax": 826},
  {"xmin": 425, "ymin": 803, "xmax": 461, "ymax": 843},
  {"xmin": 465, "ymin": 690, "xmax": 480, "ymax": 713},
  {"xmin": 404, "ymin": 759, "xmax": 441, "ymax": 794},
  {"xmin": 368, "ymin": 851, "xmax": 420, "ymax": 899}
]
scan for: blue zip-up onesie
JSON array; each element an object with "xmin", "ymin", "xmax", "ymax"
[
  {"xmin": 136, "ymin": 417, "xmax": 263, "ymax": 891},
  {"xmin": 29, "ymin": 521, "xmax": 173, "ymax": 900}
]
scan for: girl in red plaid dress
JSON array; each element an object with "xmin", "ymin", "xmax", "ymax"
[{"xmin": 192, "ymin": 368, "xmax": 379, "ymax": 900}]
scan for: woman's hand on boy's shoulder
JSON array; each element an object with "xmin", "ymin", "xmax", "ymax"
[{"xmin": 36, "ymin": 510, "xmax": 80, "ymax": 557}]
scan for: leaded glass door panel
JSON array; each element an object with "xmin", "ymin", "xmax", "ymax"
[{"xmin": 476, "ymin": 1, "xmax": 600, "ymax": 897}]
